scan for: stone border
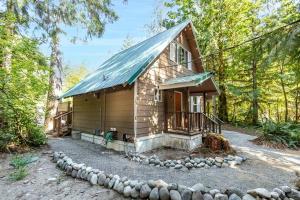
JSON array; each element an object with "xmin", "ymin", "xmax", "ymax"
[
  {"xmin": 125, "ymin": 151, "xmax": 247, "ymax": 170},
  {"xmin": 52, "ymin": 151, "xmax": 300, "ymax": 200}
]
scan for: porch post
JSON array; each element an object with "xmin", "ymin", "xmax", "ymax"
[
  {"xmin": 164, "ymin": 90, "xmax": 168, "ymax": 133},
  {"xmin": 203, "ymin": 92, "xmax": 206, "ymax": 114},
  {"xmin": 187, "ymin": 88, "xmax": 190, "ymax": 134}
]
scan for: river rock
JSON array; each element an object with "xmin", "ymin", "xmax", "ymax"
[
  {"xmin": 215, "ymin": 157, "xmax": 224, "ymax": 163},
  {"xmin": 225, "ymin": 187, "xmax": 244, "ymax": 198},
  {"xmin": 154, "ymin": 179, "xmax": 168, "ymax": 188},
  {"xmin": 242, "ymin": 194, "xmax": 255, "ymax": 200},
  {"xmin": 71, "ymin": 169, "xmax": 78, "ymax": 178},
  {"xmin": 97, "ymin": 173, "xmax": 106, "ymax": 186},
  {"xmin": 116, "ymin": 182, "xmax": 124, "ymax": 194},
  {"xmin": 159, "ymin": 187, "xmax": 170, "ymax": 200},
  {"xmin": 182, "ymin": 189, "xmax": 192, "ymax": 200},
  {"xmin": 192, "ymin": 183, "xmax": 206, "ymax": 193},
  {"xmin": 113, "ymin": 179, "xmax": 120, "ymax": 190},
  {"xmin": 286, "ymin": 189, "xmax": 300, "ymax": 200},
  {"xmin": 104, "ymin": 178, "xmax": 110, "ymax": 188},
  {"xmin": 204, "ymin": 193, "xmax": 214, "ymax": 200},
  {"xmin": 273, "ymin": 188, "xmax": 285, "ymax": 199},
  {"xmin": 140, "ymin": 184, "xmax": 151, "ymax": 198},
  {"xmin": 123, "ymin": 186, "xmax": 132, "ymax": 197},
  {"xmin": 247, "ymin": 188, "xmax": 271, "ymax": 199},
  {"xmin": 90, "ymin": 174, "xmax": 98, "ymax": 185},
  {"xmin": 280, "ymin": 186, "xmax": 292, "ymax": 194},
  {"xmin": 149, "ymin": 188, "xmax": 159, "ymax": 200},
  {"xmin": 192, "ymin": 191, "xmax": 203, "ymax": 200},
  {"xmin": 168, "ymin": 183, "xmax": 178, "ymax": 190},
  {"xmin": 229, "ymin": 194, "xmax": 241, "ymax": 200},
  {"xmin": 108, "ymin": 177, "xmax": 116, "ymax": 189},
  {"xmin": 131, "ymin": 188, "xmax": 140, "ymax": 198},
  {"xmin": 210, "ymin": 189, "xmax": 220, "ymax": 197},
  {"xmin": 214, "ymin": 193, "xmax": 228, "ymax": 200},
  {"xmin": 170, "ymin": 190, "xmax": 182, "ymax": 200},
  {"xmin": 175, "ymin": 164, "xmax": 183, "ymax": 169}
]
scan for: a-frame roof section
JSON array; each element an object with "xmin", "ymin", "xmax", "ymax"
[{"xmin": 61, "ymin": 20, "xmax": 191, "ymax": 98}]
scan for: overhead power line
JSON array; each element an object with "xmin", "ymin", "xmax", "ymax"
[{"xmin": 156, "ymin": 18, "xmax": 300, "ymax": 69}]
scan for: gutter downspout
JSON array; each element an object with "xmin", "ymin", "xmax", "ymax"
[{"xmin": 134, "ymin": 81, "xmax": 138, "ymax": 151}]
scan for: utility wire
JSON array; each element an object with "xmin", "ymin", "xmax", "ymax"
[{"xmin": 151, "ymin": 18, "xmax": 300, "ymax": 69}]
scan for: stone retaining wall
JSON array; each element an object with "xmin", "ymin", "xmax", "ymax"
[
  {"xmin": 125, "ymin": 151, "xmax": 247, "ymax": 170},
  {"xmin": 52, "ymin": 151, "xmax": 300, "ymax": 200}
]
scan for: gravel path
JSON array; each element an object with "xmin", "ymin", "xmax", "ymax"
[{"xmin": 48, "ymin": 131, "xmax": 300, "ymax": 192}]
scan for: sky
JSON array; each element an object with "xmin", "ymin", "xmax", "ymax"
[{"xmin": 41, "ymin": 0, "xmax": 159, "ymax": 71}]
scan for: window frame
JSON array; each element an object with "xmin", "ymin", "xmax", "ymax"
[
  {"xmin": 169, "ymin": 41, "xmax": 192, "ymax": 70},
  {"xmin": 154, "ymin": 87, "xmax": 163, "ymax": 102}
]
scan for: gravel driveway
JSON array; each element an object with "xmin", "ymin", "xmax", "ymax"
[{"xmin": 48, "ymin": 131, "xmax": 300, "ymax": 192}]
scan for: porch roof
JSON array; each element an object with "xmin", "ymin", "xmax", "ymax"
[{"xmin": 159, "ymin": 72, "xmax": 218, "ymax": 92}]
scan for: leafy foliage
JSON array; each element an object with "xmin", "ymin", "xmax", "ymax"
[
  {"xmin": 9, "ymin": 167, "xmax": 28, "ymax": 181},
  {"xmin": 9, "ymin": 155, "xmax": 31, "ymax": 181},
  {"xmin": 163, "ymin": 0, "xmax": 300, "ymax": 125},
  {"xmin": 0, "ymin": 17, "xmax": 49, "ymax": 151},
  {"xmin": 104, "ymin": 131, "xmax": 114, "ymax": 145},
  {"xmin": 261, "ymin": 120, "xmax": 300, "ymax": 148}
]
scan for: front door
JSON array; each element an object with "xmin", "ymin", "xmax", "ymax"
[{"xmin": 174, "ymin": 91, "xmax": 182, "ymax": 128}]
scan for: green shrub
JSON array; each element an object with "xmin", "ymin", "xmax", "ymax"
[
  {"xmin": 261, "ymin": 120, "xmax": 300, "ymax": 148},
  {"xmin": 9, "ymin": 167, "xmax": 28, "ymax": 181},
  {"xmin": 27, "ymin": 126, "xmax": 47, "ymax": 146},
  {"xmin": 10, "ymin": 155, "xmax": 30, "ymax": 168},
  {"xmin": 104, "ymin": 131, "xmax": 113, "ymax": 145},
  {"xmin": 0, "ymin": 129, "xmax": 14, "ymax": 151}
]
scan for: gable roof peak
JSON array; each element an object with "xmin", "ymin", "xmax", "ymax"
[{"xmin": 61, "ymin": 20, "xmax": 192, "ymax": 98}]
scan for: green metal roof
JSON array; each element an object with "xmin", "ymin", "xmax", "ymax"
[
  {"xmin": 159, "ymin": 72, "xmax": 214, "ymax": 90},
  {"xmin": 61, "ymin": 20, "xmax": 191, "ymax": 98}
]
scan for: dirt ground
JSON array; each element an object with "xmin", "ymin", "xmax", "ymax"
[{"xmin": 0, "ymin": 148, "xmax": 124, "ymax": 200}]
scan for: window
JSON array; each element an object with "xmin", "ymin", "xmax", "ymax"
[
  {"xmin": 169, "ymin": 42, "xmax": 192, "ymax": 70},
  {"xmin": 154, "ymin": 87, "xmax": 162, "ymax": 102},
  {"xmin": 190, "ymin": 96, "xmax": 200, "ymax": 112}
]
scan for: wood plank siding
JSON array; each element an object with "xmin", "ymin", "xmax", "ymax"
[
  {"xmin": 73, "ymin": 87, "xmax": 134, "ymax": 138},
  {"xmin": 135, "ymin": 27, "xmax": 203, "ymax": 137}
]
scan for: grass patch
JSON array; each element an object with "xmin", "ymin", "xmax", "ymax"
[
  {"xmin": 9, "ymin": 154, "xmax": 37, "ymax": 182},
  {"xmin": 9, "ymin": 167, "xmax": 28, "ymax": 181}
]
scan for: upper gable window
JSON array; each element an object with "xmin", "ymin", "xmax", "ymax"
[{"xmin": 169, "ymin": 42, "xmax": 192, "ymax": 70}]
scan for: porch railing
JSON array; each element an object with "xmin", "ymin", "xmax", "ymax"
[{"xmin": 167, "ymin": 112, "xmax": 222, "ymax": 134}]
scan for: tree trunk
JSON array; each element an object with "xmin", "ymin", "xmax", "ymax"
[
  {"xmin": 217, "ymin": 49, "xmax": 228, "ymax": 122},
  {"xmin": 295, "ymin": 83, "xmax": 299, "ymax": 122},
  {"xmin": 279, "ymin": 63, "xmax": 288, "ymax": 122},
  {"xmin": 44, "ymin": 30, "xmax": 63, "ymax": 132},
  {"xmin": 251, "ymin": 57, "xmax": 258, "ymax": 125}
]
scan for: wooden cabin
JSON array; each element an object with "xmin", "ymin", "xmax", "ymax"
[{"xmin": 61, "ymin": 20, "xmax": 221, "ymax": 153}]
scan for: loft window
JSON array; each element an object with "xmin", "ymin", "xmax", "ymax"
[
  {"xmin": 154, "ymin": 87, "xmax": 162, "ymax": 102},
  {"xmin": 169, "ymin": 42, "xmax": 192, "ymax": 70}
]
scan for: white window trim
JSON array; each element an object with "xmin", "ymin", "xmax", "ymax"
[
  {"xmin": 154, "ymin": 87, "xmax": 163, "ymax": 102},
  {"xmin": 169, "ymin": 41, "xmax": 192, "ymax": 70},
  {"xmin": 190, "ymin": 96, "xmax": 201, "ymax": 112}
]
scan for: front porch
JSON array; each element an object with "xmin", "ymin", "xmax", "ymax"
[{"xmin": 160, "ymin": 72, "xmax": 222, "ymax": 136}]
